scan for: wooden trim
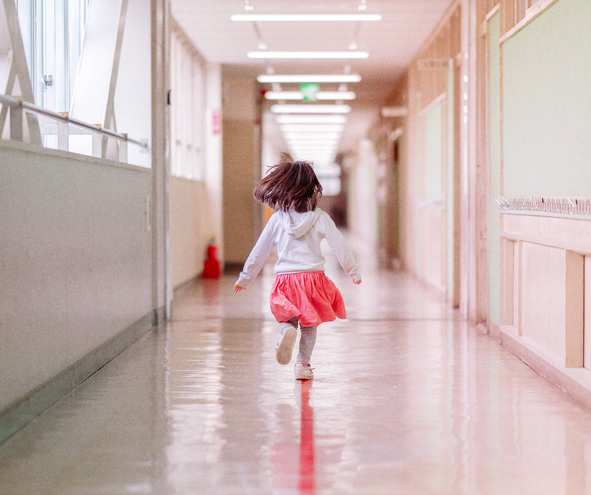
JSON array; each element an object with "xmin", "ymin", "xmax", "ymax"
[
  {"xmin": 501, "ymin": 231, "xmax": 591, "ymax": 256},
  {"xmin": 500, "ymin": 324, "xmax": 591, "ymax": 410},
  {"xmin": 415, "ymin": 0, "xmax": 462, "ymax": 59},
  {"xmin": 500, "ymin": 0, "xmax": 559, "ymax": 43},
  {"xmin": 486, "ymin": 3, "xmax": 501, "ymax": 22},
  {"xmin": 418, "ymin": 91, "xmax": 447, "ymax": 115}
]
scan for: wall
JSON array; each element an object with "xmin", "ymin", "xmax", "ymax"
[
  {"xmin": 0, "ymin": 0, "xmax": 162, "ymax": 442},
  {"xmin": 375, "ymin": 2, "xmax": 461, "ymax": 301},
  {"xmin": 497, "ymin": 0, "xmax": 591, "ymax": 405},
  {"xmin": 502, "ymin": 0, "xmax": 591, "ymax": 196},
  {"xmin": 170, "ymin": 178, "xmax": 208, "ymax": 288},
  {"xmin": 222, "ymin": 71, "xmax": 259, "ymax": 265},
  {"xmin": 488, "ymin": 11, "xmax": 501, "ymax": 326},
  {"xmin": 0, "ymin": 142, "xmax": 152, "ymax": 426},
  {"xmin": 168, "ymin": 58, "xmax": 223, "ymax": 289}
]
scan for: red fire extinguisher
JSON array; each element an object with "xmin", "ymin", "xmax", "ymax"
[{"xmin": 202, "ymin": 238, "xmax": 221, "ymax": 278}]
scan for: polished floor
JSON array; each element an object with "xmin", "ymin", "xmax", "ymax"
[{"xmin": 2, "ymin": 253, "xmax": 591, "ymax": 494}]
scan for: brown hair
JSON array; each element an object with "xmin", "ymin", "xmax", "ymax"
[{"xmin": 254, "ymin": 153, "xmax": 322, "ymax": 213}]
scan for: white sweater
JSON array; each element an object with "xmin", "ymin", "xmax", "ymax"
[{"xmin": 236, "ymin": 208, "xmax": 360, "ymax": 289}]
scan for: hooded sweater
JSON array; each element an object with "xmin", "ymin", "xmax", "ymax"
[{"xmin": 236, "ymin": 208, "xmax": 360, "ymax": 289}]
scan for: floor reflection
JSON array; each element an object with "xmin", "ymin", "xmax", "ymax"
[
  {"xmin": 4, "ymin": 262, "xmax": 591, "ymax": 494},
  {"xmin": 298, "ymin": 380, "xmax": 315, "ymax": 494}
]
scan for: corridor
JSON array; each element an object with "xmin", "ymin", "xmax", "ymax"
[{"xmin": 2, "ymin": 248, "xmax": 591, "ymax": 495}]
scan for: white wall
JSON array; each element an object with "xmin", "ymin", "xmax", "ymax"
[
  {"xmin": 204, "ymin": 63, "xmax": 224, "ymax": 263},
  {"xmin": 222, "ymin": 72, "xmax": 258, "ymax": 265},
  {"xmin": 169, "ymin": 63, "xmax": 224, "ymax": 289},
  {"xmin": 170, "ymin": 178, "xmax": 212, "ymax": 288},
  {"xmin": 351, "ymin": 139, "xmax": 379, "ymax": 246},
  {"xmin": 0, "ymin": 142, "xmax": 152, "ymax": 415}
]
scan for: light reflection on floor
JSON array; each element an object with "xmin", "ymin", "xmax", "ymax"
[{"xmin": 2, "ymin": 260, "xmax": 591, "ymax": 494}]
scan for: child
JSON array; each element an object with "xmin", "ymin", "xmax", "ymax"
[{"xmin": 234, "ymin": 154, "xmax": 361, "ymax": 380}]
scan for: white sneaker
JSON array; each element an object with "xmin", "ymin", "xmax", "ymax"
[
  {"xmin": 294, "ymin": 362, "xmax": 314, "ymax": 380},
  {"xmin": 276, "ymin": 326, "xmax": 297, "ymax": 365}
]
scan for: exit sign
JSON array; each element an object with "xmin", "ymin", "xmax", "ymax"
[{"xmin": 300, "ymin": 83, "xmax": 319, "ymax": 101}]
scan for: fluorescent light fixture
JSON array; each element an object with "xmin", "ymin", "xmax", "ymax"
[
  {"xmin": 280, "ymin": 124, "xmax": 345, "ymax": 132},
  {"xmin": 287, "ymin": 143, "xmax": 339, "ymax": 148},
  {"xmin": 284, "ymin": 132, "xmax": 341, "ymax": 139},
  {"xmin": 275, "ymin": 115, "xmax": 348, "ymax": 124},
  {"xmin": 248, "ymin": 51, "xmax": 368, "ymax": 59},
  {"xmin": 258, "ymin": 74, "xmax": 361, "ymax": 83},
  {"xmin": 232, "ymin": 14, "xmax": 381, "ymax": 21},
  {"xmin": 315, "ymin": 164, "xmax": 341, "ymax": 176},
  {"xmin": 381, "ymin": 106, "xmax": 408, "ymax": 118},
  {"xmin": 287, "ymin": 148, "xmax": 339, "ymax": 154},
  {"xmin": 285, "ymin": 132, "xmax": 341, "ymax": 139},
  {"xmin": 265, "ymin": 91, "xmax": 356, "ymax": 101},
  {"xmin": 271, "ymin": 104, "xmax": 351, "ymax": 114}
]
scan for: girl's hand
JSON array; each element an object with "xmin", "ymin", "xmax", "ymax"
[
  {"xmin": 234, "ymin": 284, "xmax": 246, "ymax": 293},
  {"xmin": 353, "ymin": 279, "xmax": 362, "ymax": 285}
]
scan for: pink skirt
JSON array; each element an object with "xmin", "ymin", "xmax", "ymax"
[{"xmin": 270, "ymin": 271, "xmax": 346, "ymax": 327}]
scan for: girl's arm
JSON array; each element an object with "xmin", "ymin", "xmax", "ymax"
[
  {"xmin": 321, "ymin": 213, "xmax": 361, "ymax": 283},
  {"xmin": 235, "ymin": 216, "xmax": 278, "ymax": 290}
]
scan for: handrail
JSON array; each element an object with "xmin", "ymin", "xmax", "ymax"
[{"xmin": 0, "ymin": 93, "xmax": 148, "ymax": 156}]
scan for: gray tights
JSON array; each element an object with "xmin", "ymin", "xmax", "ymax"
[{"xmin": 278, "ymin": 317, "xmax": 317, "ymax": 364}]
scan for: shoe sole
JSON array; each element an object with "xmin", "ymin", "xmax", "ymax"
[{"xmin": 276, "ymin": 326, "xmax": 297, "ymax": 365}]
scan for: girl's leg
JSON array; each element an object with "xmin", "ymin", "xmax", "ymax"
[
  {"xmin": 276, "ymin": 317, "xmax": 298, "ymax": 365},
  {"xmin": 296, "ymin": 325, "xmax": 317, "ymax": 364},
  {"xmin": 278, "ymin": 317, "xmax": 298, "ymax": 335}
]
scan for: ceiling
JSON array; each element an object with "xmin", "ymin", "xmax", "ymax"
[{"xmin": 169, "ymin": 0, "xmax": 455, "ymax": 162}]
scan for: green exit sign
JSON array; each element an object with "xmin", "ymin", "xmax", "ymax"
[{"xmin": 300, "ymin": 83, "xmax": 319, "ymax": 101}]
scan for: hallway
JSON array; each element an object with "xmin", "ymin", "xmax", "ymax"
[{"xmin": 2, "ymin": 250, "xmax": 591, "ymax": 495}]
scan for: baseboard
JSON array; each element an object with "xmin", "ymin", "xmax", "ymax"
[
  {"xmin": 499, "ymin": 326, "xmax": 591, "ymax": 410},
  {"xmin": 0, "ymin": 311, "xmax": 158, "ymax": 444}
]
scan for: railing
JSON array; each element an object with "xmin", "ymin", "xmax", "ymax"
[
  {"xmin": 0, "ymin": 93, "xmax": 148, "ymax": 163},
  {"xmin": 496, "ymin": 195, "xmax": 591, "ymax": 218}
]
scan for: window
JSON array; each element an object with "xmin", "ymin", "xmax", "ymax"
[
  {"xmin": 170, "ymin": 21, "xmax": 205, "ymax": 180},
  {"xmin": 16, "ymin": 0, "xmax": 90, "ymax": 112}
]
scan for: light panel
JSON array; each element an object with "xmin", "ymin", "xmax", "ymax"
[
  {"xmin": 280, "ymin": 124, "xmax": 345, "ymax": 132},
  {"xmin": 232, "ymin": 14, "xmax": 381, "ymax": 21},
  {"xmin": 248, "ymin": 51, "xmax": 368, "ymax": 59},
  {"xmin": 271, "ymin": 104, "xmax": 351, "ymax": 114},
  {"xmin": 285, "ymin": 134, "xmax": 341, "ymax": 141},
  {"xmin": 258, "ymin": 74, "xmax": 361, "ymax": 84},
  {"xmin": 275, "ymin": 115, "xmax": 347, "ymax": 124},
  {"xmin": 265, "ymin": 91, "xmax": 356, "ymax": 101}
]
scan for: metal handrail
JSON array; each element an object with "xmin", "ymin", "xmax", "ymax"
[{"xmin": 0, "ymin": 93, "xmax": 148, "ymax": 150}]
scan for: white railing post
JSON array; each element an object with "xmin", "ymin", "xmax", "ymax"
[
  {"xmin": 10, "ymin": 103, "xmax": 24, "ymax": 141},
  {"xmin": 119, "ymin": 134, "xmax": 128, "ymax": 162},
  {"xmin": 57, "ymin": 112, "xmax": 69, "ymax": 151},
  {"xmin": 92, "ymin": 125, "xmax": 102, "ymax": 157}
]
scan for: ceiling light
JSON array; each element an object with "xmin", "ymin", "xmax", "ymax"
[
  {"xmin": 271, "ymin": 104, "xmax": 351, "ymax": 114},
  {"xmin": 285, "ymin": 138, "xmax": 341, "ymax": 145},
  {"xmin": 232, "ymin": 14, "xmax": 381, "ymax": 21},
  {"xmin": 275, "ymin": 115, "xmax": 348, "ymax": 124},
  {"xmin": 258, "ymin": 74, "xmax": 361, "ymax": 84},
  {"xmin": 265, "ymin": 91, "xmax": 356, "ymax": 101},
  {"xmin": 285, "ymin": 140, "xmax": 341, "ymax": 146},
  {"xmin": 248, "ymin": 51, "xmax": 368, "ymax": 59},
  {"xmin": 284, "ymin": 131, "xmax": 341, "ymax": 138},
  {"xmin": 280, "ymin": 124, "xmax": 345, "ymax": 132}
]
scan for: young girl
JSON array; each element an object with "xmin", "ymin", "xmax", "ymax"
[{"xmin": 234, "ymin": 155, "xmax": 361, "ymax": 380}]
